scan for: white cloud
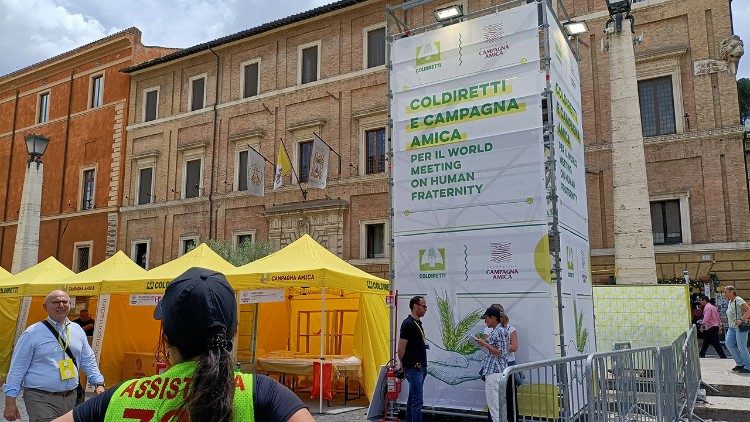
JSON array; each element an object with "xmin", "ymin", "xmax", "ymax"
[
  {"xmin": 0, "ymin": 0, "xmax": 334, "ymax": 76},
  {"xmin": 0, "ymin": 0, "xmax": 111, "ymax": 75}
]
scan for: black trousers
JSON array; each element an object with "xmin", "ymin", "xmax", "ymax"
[{"xmin": 700, "ymin": 326, "xmax": 727, "ymax": 358}]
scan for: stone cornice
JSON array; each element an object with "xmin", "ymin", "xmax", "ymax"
[
  {"xmin": 584, "ymin": 126, "xmax": 746, "ymax": 152},
  {"xmin": 287, "ymin": 119, "xmax": 326, "ymax": 133}
]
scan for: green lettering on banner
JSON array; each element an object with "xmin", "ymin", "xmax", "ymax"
[
  {"xmin": 409, "ymin": 130, "xmax": 466, "ymax": 150},
  {"xmin": 554, "ymin": 84, "xmax": 578, "ymax": 124},
  {"xmin": 429, "ymin": 172, "xmax": 475, "ymax": 185},
  {"xmin": 407, "ymin": 99, "xmax": 525, "ymax": 132},
  {"xmin": 554, "ymin": 103, "xmax": 580, "ymax": 143},
  {"xmin": 406, "ymin": 80, "xmax": 511, "ymax": 113},
  {"xmin": 410, "ymin": 160, "xmax": 462, "ymax": 175},
  {"xmin": 410, "ymin": 184, "xmax": 484, "ymax": 201}
]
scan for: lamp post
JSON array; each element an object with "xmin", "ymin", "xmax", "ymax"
[
  {"xmin": 604, "ymin": 0, "xmax": 658, "ymax": 284},
  {"xmin": 11, "ymin": 134, "xmax": 49, "ymax": 273}
]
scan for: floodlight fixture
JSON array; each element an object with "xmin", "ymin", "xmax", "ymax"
[
  {"xmin": 563, "ymin": 20, "xmax": 589, "ymax": 36},
  {"xmin": 434, "ymin": 5, "xmax": 463, "ymax": 22}
]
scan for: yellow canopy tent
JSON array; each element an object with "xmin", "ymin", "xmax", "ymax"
[
  {"xmin": 94, "ymin": 244, "xmax": 242, "ymax": 384},
  {"xmin": 227, "ymin": 234, "xmax": 390, "ymax": 410},
  {"xmin": 0, "ymin": 268, "xmax": 18, "ymax": 378},
  {"xmin": 0, "ymin": 257, "xmax": 75, "ymax": 377}
]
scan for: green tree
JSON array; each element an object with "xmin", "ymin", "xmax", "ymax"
[
  {"xmin": 739, "ymin": 78, "xmax": 750, "ymax": 124},
  {"xmin": 206, "ymin": 238, "xmax": 273, "ymax": 266}
]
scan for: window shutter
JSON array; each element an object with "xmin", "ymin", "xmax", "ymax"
[
  {"xmin": 145, "ymin": 91, "xmax": 158, "ymax": 121},
  {"xmin": 238, "ymin": 150, "xmax": 249, "ymax": 191},
  {"xmin": 244, "ymin": 63, "xmax": 259, "ymax": 98},
  {"xmin": 138, "ymin": 167, "xmax": 153, "ymax": 205},
  {"xmin": 185, "ymin": 159, "xmax": 201, "ymax": 198},
  {"xmin": 301, "ymin": 46, "xmax": 318, "ymax": 84},
  {"xmin": 367, "ymin": 28, "xmax": 386, "ymax": 68},
  {"xmin": 191, "ymin": 78, "xmax": 205, "ymax": 111}
]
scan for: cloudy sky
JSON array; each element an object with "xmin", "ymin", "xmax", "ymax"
[{"xmin": 0, "ymin": 0, "xmax": 748, "ymax": 78}]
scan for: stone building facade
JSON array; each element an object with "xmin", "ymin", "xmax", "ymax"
[
  {"xmin": 565, "ymin": 0, "xmax": 750, "ymax": 295},
  {"xmin": 118, "ymin": 0, "xmax": 748, "ymax": 294},
  {"xmin": 0, "ymin": 29, "xmax": 175, "ymax": 272}
]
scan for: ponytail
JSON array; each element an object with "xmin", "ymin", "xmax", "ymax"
[{"xmin": 182, "ymin": 329, "xmax": 235, "ymax": 422}]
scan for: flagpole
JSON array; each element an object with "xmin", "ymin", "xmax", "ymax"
[
  {"xmin": 313, "ymin": 132, "xmax": 341, "ymax": 176},
  {"xmin": 248, "ymin": 145, "xmax": 274, "ymax": 166}
]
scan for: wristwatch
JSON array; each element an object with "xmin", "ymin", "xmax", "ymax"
[{"xmin": 94, "ymin": 383, "xmax": 105, "ymax": 389}]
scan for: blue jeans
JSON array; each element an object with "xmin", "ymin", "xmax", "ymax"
[
  {"xmin": 725, "ymin": 327, "xmax": 750, "ymax": 369},
  {"xmin": 405, "ymin": 366, "xmax": 427, "ymax": 422}
]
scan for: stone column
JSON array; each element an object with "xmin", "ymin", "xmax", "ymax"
[
  {"xmin": 12, "ymin": 162, "xmax": 44, "ymax": 273},
  {"xmin": 606, "ymin": 22, "xmax": 658, "ymax": 284}
]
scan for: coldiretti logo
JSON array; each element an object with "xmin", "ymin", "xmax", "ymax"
[
  {"xmin": 419, "ymin": 245, "xmax": 446, "ymax": 272},
  {"xmin": 416, "ymin": 41, "xmax": 441, "ymax": 68}
]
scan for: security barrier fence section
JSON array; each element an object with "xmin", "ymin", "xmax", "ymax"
[{"xmin": 497, "ymin": 326, "xmax": 704, "ymax": 422}]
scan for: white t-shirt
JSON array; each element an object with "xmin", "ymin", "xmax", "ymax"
[{"xmin": 484, "ymin": 324, "xmax": 517, "ymax": 362}]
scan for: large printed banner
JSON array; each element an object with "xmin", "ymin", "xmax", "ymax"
[
  {"xmin": 390, "ymin": 3, "xmax": 594, "ymax": 413},
  {"xmin": 391, "ymin": 4, "xmax": 556, "ymax": 411}
]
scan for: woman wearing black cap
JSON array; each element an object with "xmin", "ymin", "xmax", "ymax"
[{"xmin": 52, "ymin": 267, "xmax": 315, "ymax": 422}]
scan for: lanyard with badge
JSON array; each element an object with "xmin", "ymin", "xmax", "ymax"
[
  {"xmin": 53, "ymin": 323, "xmax": 77, "ymax": 381},
  {"xmin": 414, "ymin": 318, "xmax": 430, "ymax": 350}
]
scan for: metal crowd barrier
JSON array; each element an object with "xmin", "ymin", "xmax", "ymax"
[{"xmin": 494, "ymin": 326, "xmax": 702, "ymax": 422}]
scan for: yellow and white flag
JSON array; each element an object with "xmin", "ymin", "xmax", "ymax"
[
  {"xmin": 247, "ymin": 148, "xmax": 265, "ymax": 197},
  {"xmin": 273, "ymin": 143, "xmax": 291, "ymax": 190},
  {"xmin": 307, "ymin": 137, "xmax": 330, "ymax": 189}
]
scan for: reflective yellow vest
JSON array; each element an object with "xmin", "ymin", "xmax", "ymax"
[{"xmin": 104, "ymin": 361, "xmax": 254, "ymax": 421}]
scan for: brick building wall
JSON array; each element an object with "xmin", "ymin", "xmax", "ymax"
[
  {"xmin": 118, "ymin": 0, "xmax": 748, "ymax": 295},
  {"xmin": 565, "ymin": 0, "xmax": 750, "ymax": 295},
  {"xmin": 0, "ymin": 29, "xmax": 176, "ymax": 272}
]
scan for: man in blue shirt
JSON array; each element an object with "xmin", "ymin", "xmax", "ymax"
[{"xmin": 3, "ymin": 290, "xmax": 105, "ymax": 422}]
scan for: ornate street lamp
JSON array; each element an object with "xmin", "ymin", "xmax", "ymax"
[
  {"xmin": 12, "ymin": 134, "xmax": 50, "ymax": 273},
  {"xmin": 24, "ymin": 134, "xmax": 49, "ymax": 166},
  {"xmin": 605, "ymin": 0, "xmax": 633, "ymax": 33}
]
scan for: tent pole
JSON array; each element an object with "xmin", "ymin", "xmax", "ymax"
[{"xmin": 319, "ymin": 286, "xmax": 326, "ymax": 414}]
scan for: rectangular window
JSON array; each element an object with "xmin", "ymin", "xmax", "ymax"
[
  {"xmin": 366, "ymin": 27, "xmax": 386, "ymax": 68},
  {"xmin": 298, "ymin": 141, "xmax": 313, "ymax": 183},
  {"xmin": 650, "ymin": 200, "xmax": 682, "ymax": 245},
  {"xmin": 133, "ymin": 242, "xmax": 149, "ymax": 269},
  {"xmin": 184, "ymin": 158, "xmax": 202, "ymax": 198},
  {"xmin": 365, "ymin": 223, "xmax": 385, "ymax": 259},
  {"xmin": 181, "ymin": 237, "xmax": 198, "ymax": 255},
  {"xmin": 300, "ymin": 45, "xmax": 319, "ymax": 84},
  {"xmin": 38, "ymin": 92, "xmax": 50, "ymax": 123},
  {"xmin": 237, "ymin": 150, "xmax": 248, "ymax": 191},
  {"xmin": 91, "ymin": 75, "xmax": 104, "ymax": 108},
  {"xmin": 75, "ymin": 245, "xmax": 91, "ymax": 272},
  {"xmin": 144, "ymin": 89, "xmax": 158, "ymax": 122},
  {"xmin": 242, "ymin": 62, "xmax": 259, "ymax": 98},
  {"xmin": 190, "ymin": 76, "xmax": 206, "ymax": 111},
  {"xmin": 236, "ymin": 233, "xmax": 254, "ymax": 246},
  {"xmin": 81, "ymin": 169, "xmax": 95, "ymax": 210},
  {"xmin": 365, "ymin": 128, "xmax": 386, "ymax": 174},
  {"xmin": 638, "ymin": 76, "xmax": 676, "ymax": 137},
  {"xmin": 138, "ymin": 167, "xmax": 154, "ymax": 205}
]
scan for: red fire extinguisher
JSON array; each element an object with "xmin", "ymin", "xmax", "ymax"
[
  {"xmin": 381, "ymin": 360, "xmax": 401, "ymax": 421},
  {"xmin": 385, "ymin": 365, "xmax": 401, "ymax": 401}
]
